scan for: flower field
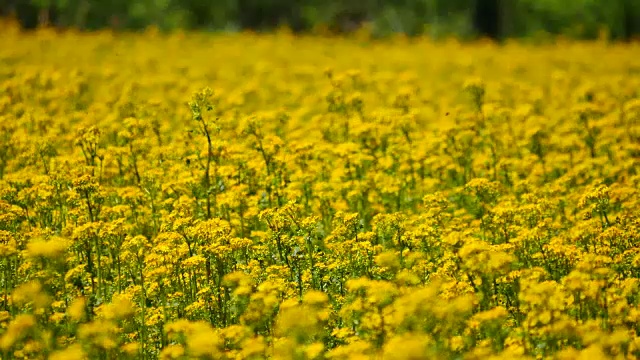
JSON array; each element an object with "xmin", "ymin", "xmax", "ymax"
[{"xmin": 1, "ymin": 22, "xmax": 640, "ymax": 359}]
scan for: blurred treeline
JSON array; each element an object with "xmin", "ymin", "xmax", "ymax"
[{"xmin": 1, "ymin": 0, "xmax": 639, "ymax": 40}]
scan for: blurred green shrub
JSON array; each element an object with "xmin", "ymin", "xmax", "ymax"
[{"xmin": 2, "ymin": 0, "xmax": 639, "ymax": 40}]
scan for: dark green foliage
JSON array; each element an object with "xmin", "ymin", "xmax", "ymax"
[{"xmin": 1, "ymin": 0, "xmax": 639, "ymax": 40}]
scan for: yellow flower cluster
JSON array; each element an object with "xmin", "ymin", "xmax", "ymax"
[{"xmin": 1, "ymin": 20, "xmax": 640, "ymax": 359}]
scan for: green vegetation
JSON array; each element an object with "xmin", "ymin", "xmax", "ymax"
[{"xmin": 2, "ymin": 0, "xmax": 640, "ymax": 40}]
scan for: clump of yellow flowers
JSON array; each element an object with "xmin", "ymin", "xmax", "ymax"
[{"xmin": 1, "ymin": 19, "xmax": 640, "ymax": 359}]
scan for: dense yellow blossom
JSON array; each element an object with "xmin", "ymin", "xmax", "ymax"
[{"xmin": 0, "ymin": 20, "xmax": 640, "ymax": 358}]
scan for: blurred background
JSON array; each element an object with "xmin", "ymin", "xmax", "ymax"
[{"xmin": 1, "ymin": 0, "xmax": 639, "ymax": 41}]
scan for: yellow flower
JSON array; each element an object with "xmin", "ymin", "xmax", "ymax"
[
  {"xmin": 186, "ymin": 327, "xmax": 221, "ymax": 358},
  {"xmin": 67, "ymin": 296, "xmax": 86, "ymax": 322},
  {"xmin": 3, "ymin": 26, "xmax": 640, "ymax": 360},
  {"xmin": 160, "ymin": 344, "xmax": 185, "ymax": 360},
  {"xmin": 326, "ymin": 340, "xmax": 373, "ymax": 360},
  {"xmin": 0, "ymin": 314, "xmax": 36, "ymax": 350},
  {"xmin": 12, "ymin": 281, "xmax": 52, "ymax": 311},
  {"xmin": 25, "ymin": 236, "xmax": 69, "ymax": 260},
  {"xmin": 303, "ymin": 290, "xmax": 329, "ymax": 307},
  {"xmin": 121, "ymin": 342, "xmax": 140, "ymax": 356},
  {"xmin": 382, "ymin": 333, "xmax": 432, "ymax": 360},
  {"xmin": 78, "ymin": 319, "xmax": 119, "ymax": 350},
  {"xmin": 239, "ymin": 335, "xmax": 266, "ymax": 359},
  {"xmin": 95, "ymin": 293, "xmax": 135, "ymax": 320},
  {"xmin": 49, "ymin": 344, "xmax": 87, "ymax": 360},
  {"xmin": 0, "ymin": 230, "xmax": 18, "ymax": 257},
  {"xmin": 374, "ymin": 251, "xmax": 401, "ymax": 273}
]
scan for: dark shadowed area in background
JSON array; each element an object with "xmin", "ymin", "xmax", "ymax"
[{"xmin": 1, "ymin": 0, "xmax": 639, "ymax": 41}]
